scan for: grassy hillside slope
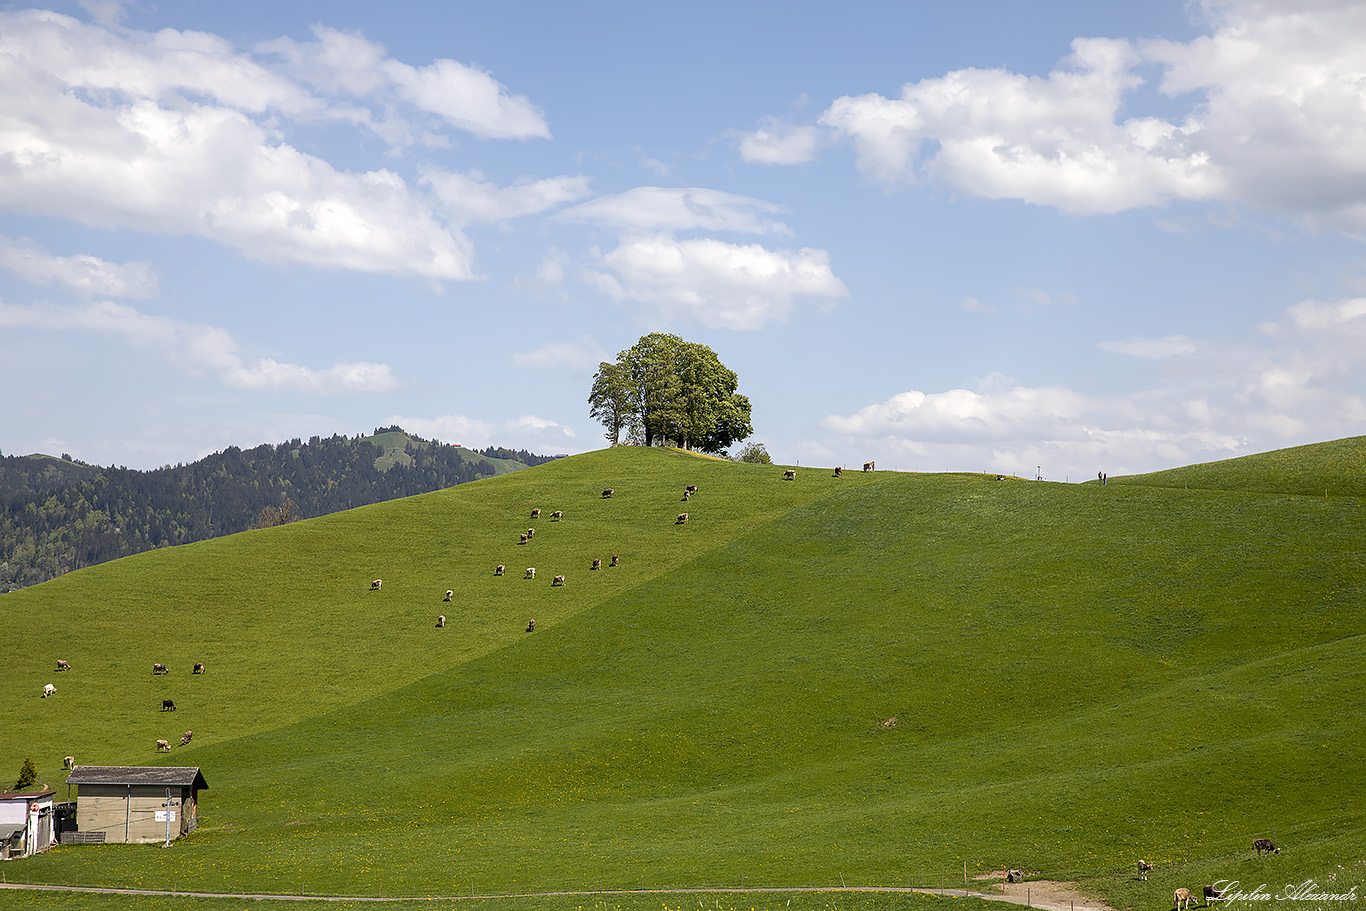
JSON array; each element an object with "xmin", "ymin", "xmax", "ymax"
[
  {"xmin": 1117, "ymin": 434, "xmax": 1366, "ymax": 498},
  {"xmin": 4, "ymin": 445, "xmax": 1364, "ymax": 907}
]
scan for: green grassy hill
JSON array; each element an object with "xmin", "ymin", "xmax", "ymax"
[
  {"xmin": 1116, "ymin": 434, "xmax": 1366, "ymax": 498},
  {"xmin": 4, "ymin": 443, "xmax": 1364, "ymax": 908},
  {"xmin": 368, "ymin": 429, "xmax": 530, "ymax": 474}
]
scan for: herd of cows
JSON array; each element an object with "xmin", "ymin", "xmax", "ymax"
[
  {"xmin": 366, "ymin": 479, "xmax": 697, "ymax": 634},
  {"xmin": 363, "ymin": 464, "xmax": 879, "ymax": 633},
  {"xmin": 1138, "ymin": 839, "xmax": 1281, "ymax": 908},
  {"xmin": 38, "ymin": 658, "xmax": 201, "ymax": 756}
]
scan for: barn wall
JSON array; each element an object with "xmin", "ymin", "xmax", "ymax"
[{"xmin": 76, "ymin": 784, "xmax": 195, "ymax": 844}]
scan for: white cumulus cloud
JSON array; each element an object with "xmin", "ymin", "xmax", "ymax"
[
  {"xmin": 0, "ymin": 10, "xmax": 565, "ymax": 280},
  {"xmin": 560, "ymin": 187, "xmax": 793, "ymax": 236},
  {"xmin": 736, "ymin": 118, "xmax": 823, "ymax": 165},
  {"xmin": 422, "ymin": 169, "xmax": 592, "ymax": 225},
  {"xmin": 0, "ymin": 236, "xmax": 158, "ymax": 298},
  {"xmin": 511, "ymin": 336, "xmax": 609, "ymax": 371},
  {"xmin": 819, "ymin": 36, "xmax": 1219, "ymax": 214},
  {"xmin": 587, "ymin": 234, "xmax": 848, "ymax": 330},
  {"xmin": 740, "ymin": 2, "xmax": 1366, "ymax": 233},
  {"xmin": 258, "ymin": 24, "xmax": 551, "ymax": 141},
  {"xmin": 816, "ymin": 291, "xmax": 1366, "ymax": 479},
  {"xmin": 0, "ymin": 299, "xmax": 398, "ymax": 393}
]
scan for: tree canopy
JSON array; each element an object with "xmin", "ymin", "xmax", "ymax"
[{"xmin": 589, "ymin": 333, "xmax": 753, "ymax": 454}]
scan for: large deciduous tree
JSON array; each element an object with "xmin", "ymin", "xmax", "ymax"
[{"xmin": 589, "ymin": 333, "xmax": 753, "ymax": 454}]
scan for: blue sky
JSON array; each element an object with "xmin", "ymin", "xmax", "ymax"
[{"xmin": 3, "ymin": 0, "xmax": 1366, "ymax": 480}]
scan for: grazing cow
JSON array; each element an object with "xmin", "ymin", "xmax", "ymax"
[
  {"xmin": 551, "ymin": 510, "xmax": 563, "ymax": 520},
  {"xmin": 1175, "ymin": 888, "xmax": 1197, "ymax": 911},
  {"xmin": 156, "ymin": 739, "xmax": 171, "ymax": 752},
  {"xmin": 152, "ymin": 663, "xmax": 168, "ymax": 675},
  {"xmin": 444, "ymin": 590, "xmax": 453, "ymax": 602},
  {"xmin": 783, "ymin": 469, "xmax": 796, "ymax": 480},
  {"xmin": 436, "ymin": 615, "xmax": 446, "ymax": 628},
  {"xmin": 526, "ymin": 619, "xmax": 536, "ymax": 632},
  {"xmin": 676, "ymin": 512, "xmax": 689, "ymax": 524},
  {"xmin": 525, "ymin": 567, "xmax": 536, "ymax": 579},
  {"xmin": 520, "ymin": 533, "xmax": 529, "ymax": 544},
  {"xmin": 834, "ymin": 466, "xmax": 843, "ymax": 477},
  {"xmin": 42, "ymin": 683, "xmax": 56, "ymax": 698},
  {"xmin": 56, "ymin": 659, "xmax": 71, "ymax": 671},
  {"xmin": 602, "ymin": 487, "xmax": 614, "ymax": 498},
  {"xmin": 162, "ymin": 699, "xmax": 176, "ymax": 711},
  {"xmin": 863, "ymin": 461, "xmax": 875, "ymax": 472},
  {"xmin": 531, "ymin": 508, "xmax": 541, "ymax": 518},
  {"xmin": 552, "ymin": 574, "xmax": 565, "ymax": 586},
  {"xmin": 685, "ymin": 484, "xmax": 698, "ymax": 493},
  {"xmin": 682, "ymin": 490, "xmax": 691, "ymax": 501},
  {"xmin": 527, "ymin": 527, "xmax": 536, "ymax": 539},
  {"xmin": 371, "ymin": 579, "xmax": 382, "ymax": 591},
  {"xmin": 180, "ymin": 730, "xmax": 193, "ymax": 746},
  {"xmin": 1204, "ymin": 885, "xmax": 1225, "ymax": 903},
  {"xmin": 1137, "ymin": 860, "xmax": 1153, "ymax": 881},
  {"xmin": 591, "ymin": 558, "xmax": 602, "ymax": 570},
  {"xmin": 610, "ymin": 554, "xmax": 620, "ymax": 566},
  {"xmin": 495, "ymin": 564, "xmax": 505, "ymax": 576},
  {"xmin": 1253, "ymin": 838, "xmax": 1279, "ymax": 856},
  {"xmin": 63, "ymin": 756, "xmax": 75, "ymax": 770},
  {"xmin": 193, "ymin": 662, "xmax": 205, "ymax": 674}
]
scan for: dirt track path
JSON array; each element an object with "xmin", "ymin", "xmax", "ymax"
[{"xmin": 917, "ymin": 880, "xmax": 1119, "ymax": 911}]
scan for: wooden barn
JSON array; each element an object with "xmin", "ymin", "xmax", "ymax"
[
  {"xmin": 64, "ymin": 767, "xmax": 208, "ymax": 844},
  {"xmin": 0, "ymin": 790, "xmax": 56, "ymax": 859}
]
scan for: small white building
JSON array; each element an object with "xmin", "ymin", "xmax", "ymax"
[{"xmin": 0, "ymin": 791, "xmax": 56, "ymax": 859}]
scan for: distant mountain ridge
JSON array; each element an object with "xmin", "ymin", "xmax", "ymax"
[{"xmin": 0, "ymin": 427, "xmax": 554, "ymax": 589}]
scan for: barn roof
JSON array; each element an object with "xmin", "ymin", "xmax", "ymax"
[
  {"xmin": 0, "ymin": 791, "xmax": 55, "ymax": 801},
  {"xmin": 65, "ymin": 767, "xmax": 208, "ymax": 790}
]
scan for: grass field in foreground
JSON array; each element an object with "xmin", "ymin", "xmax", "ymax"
[{"xmin": 4, "ymin": 442, "xmax": 1365, "ymax": 908}]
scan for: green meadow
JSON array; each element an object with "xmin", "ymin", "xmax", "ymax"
[{"xmin": 4, "ymin": 443, "xmax": 1364, "ymax": 909}]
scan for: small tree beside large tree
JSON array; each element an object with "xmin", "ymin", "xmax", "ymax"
[{"xmin": 589, "ymin": 333, "xmax": 753, "ymax": 454}]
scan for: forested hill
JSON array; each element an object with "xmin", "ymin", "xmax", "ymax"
[{"xmin": 0, "ymin": 428, "xmax": 555, "ymax": 589}]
